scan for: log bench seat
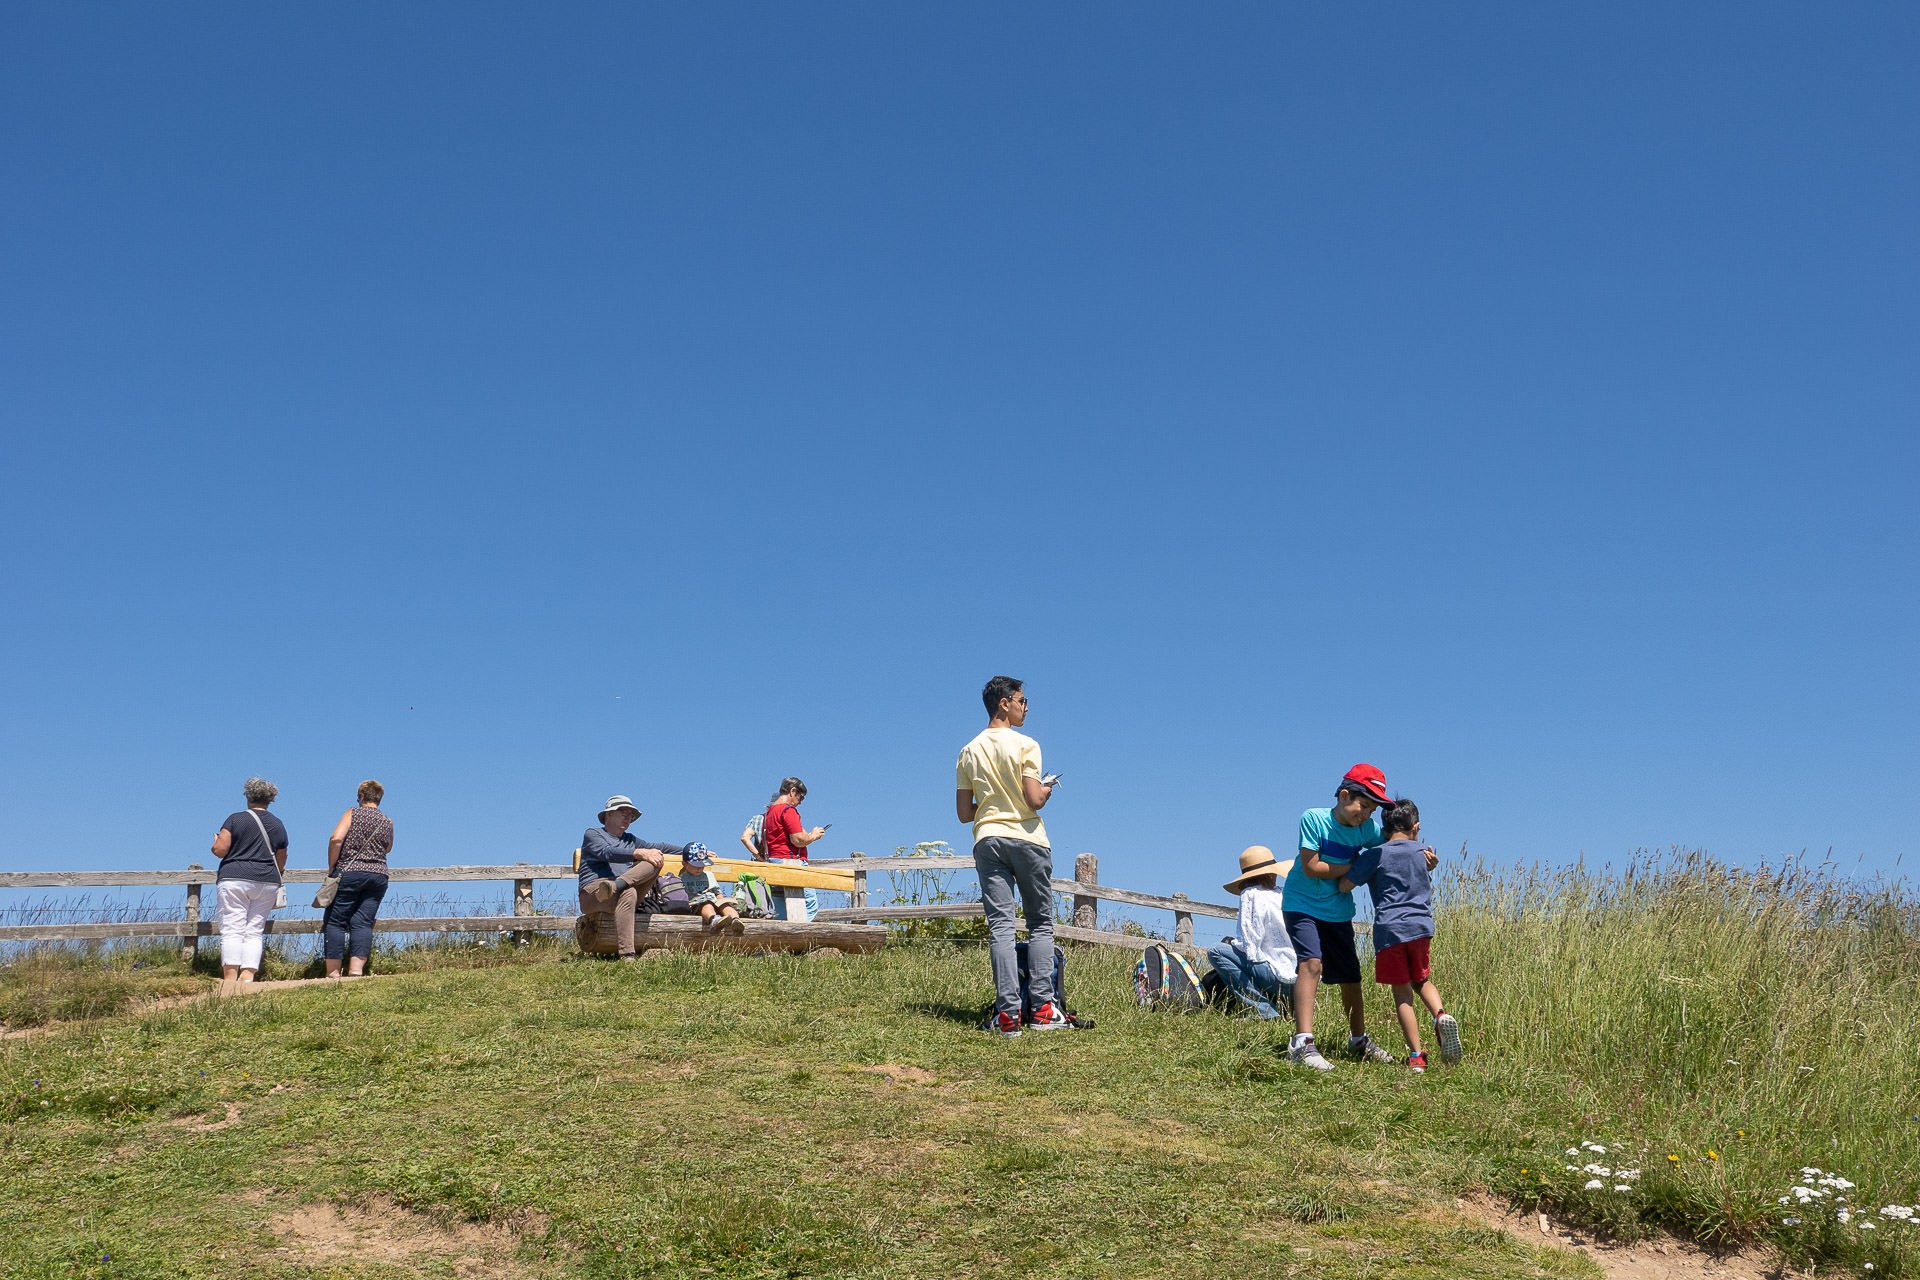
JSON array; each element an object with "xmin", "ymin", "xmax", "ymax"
[{"xmin": 572, "ymin": 912, "xmax": 885, "ymax": 955}]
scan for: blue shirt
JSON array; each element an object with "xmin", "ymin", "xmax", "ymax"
[
  {"xmin": 579, "ymin": 828, "xmax": 685, "ymax": 888},
  {"xmin": 1343, "ymin": 838, "xmax": 1435, "ymax": 950},
  {"xmin": 1281, "ymin": 807, "xmax": 1383, "ymax": 923}
]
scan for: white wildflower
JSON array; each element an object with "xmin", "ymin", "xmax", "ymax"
[
  {"xmin": 1584, "ymin": 1164, "xmax": 1611, "ymax": 1176},
  {"xmin": 1617, "ymin": 1169, "xmax": 1640, "ymax": 1180},
  {"xmin": 1566, "ymin": 1148, "xmax": 1580, "ymax": 1156},
  {"xmin": 1614, "ymin": 1185, "xmax": 1632, "ymax": 1193},
  {"xmin": 1584, "ymin": 1179, "xmax": 1603, "ymax": 1190}
]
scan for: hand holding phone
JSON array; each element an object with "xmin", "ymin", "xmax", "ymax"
[{"xmin": 1041, "ymin": 773, "xmax": 1062, "ymax": 788}]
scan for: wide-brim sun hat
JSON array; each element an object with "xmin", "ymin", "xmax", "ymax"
[
  {"xmin": 598, "ymin": 794, "xmax": 641, "ymax": 823},
  {"xmin": 1224, "ymin": 844, "xmax": 1294, "ymax": 894}
]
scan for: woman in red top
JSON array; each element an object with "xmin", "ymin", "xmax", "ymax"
[{"xmin": 762, "ymin": 777, "xmax": 827, "ymax": 919}]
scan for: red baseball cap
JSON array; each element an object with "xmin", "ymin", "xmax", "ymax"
[{"xmin": 1338, "ymin": 763, "xmax": 1393, "ymax": 807}]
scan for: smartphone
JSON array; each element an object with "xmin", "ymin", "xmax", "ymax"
[
  {"xmin": 820, "ymin": 823, "xmax": 833, "ymax": 830},
  {"xmin": 1041, "ymin": 773, "xmax": 1062, "ymax": 788}
]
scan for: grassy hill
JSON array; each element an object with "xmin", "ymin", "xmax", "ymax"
[{"xmin": 2, "ymin": 853, "xmax": 1915, "ymax": 1279}]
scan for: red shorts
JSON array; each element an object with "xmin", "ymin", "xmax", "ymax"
[{"xmin": 1375, "ymin": 936, "xmax": 1432, "ymax": 985}]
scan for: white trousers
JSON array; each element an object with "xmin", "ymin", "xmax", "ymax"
[{"xmin": 216, "ymin": 880, "xmax": 279, "ymax": 971}]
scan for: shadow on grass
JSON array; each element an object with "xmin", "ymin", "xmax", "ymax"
[{"xmin": 905, "ymin": 1000, "xmax": 986, "ymax": 1028}]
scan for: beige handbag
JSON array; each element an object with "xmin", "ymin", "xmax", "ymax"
[{"xmin": 244, "ymin": 810, "xmax": 290, "ymax": 909}]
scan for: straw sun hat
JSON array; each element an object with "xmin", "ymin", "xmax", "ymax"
[{"xmin": 1223, "ymin": 844, "xmax": 1294, "ymax": 894}]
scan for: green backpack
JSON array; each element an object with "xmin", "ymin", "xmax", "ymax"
[{"xmin": 732, "ymin": 872, "xmax": 777, "ymax": 919}]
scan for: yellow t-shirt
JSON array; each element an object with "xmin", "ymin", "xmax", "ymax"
[{"xmin": 955, "ymin": 726, "xmax": 1049, "ymax": 849}]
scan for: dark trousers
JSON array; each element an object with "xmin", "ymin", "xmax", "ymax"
[{"xmin": 323, "ymin": 871, "xmax": 389, "ymax": 960}]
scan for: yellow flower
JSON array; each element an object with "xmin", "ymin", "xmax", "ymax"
[
  {"xmin": 1708, "ymin": 1150, "xmax": 1719, "ymax": 1160},
  {"xmin": 1737, "ymin": 1130, "xmax": 1746, "ymax": 1137},
  {"xmin": 1667, "ymin": 1155, "xmax": 1680, "ymax": 1163}
]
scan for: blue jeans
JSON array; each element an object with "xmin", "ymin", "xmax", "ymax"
[
  {"xmin": 323, "ymin": 871, "xmax": 389, "ymax": 960},
  {"xmin": 975, "ymin": 836, "xmax": 1055, "ymax": 1015},
  {"xmin": 1207, "ymin": 942, "xmax": 1294, "ymax": 1020}
]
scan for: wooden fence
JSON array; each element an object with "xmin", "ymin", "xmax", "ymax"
[{"xmin": 0, "ymin": 852, "xmax": 1233, "ymax": 959}]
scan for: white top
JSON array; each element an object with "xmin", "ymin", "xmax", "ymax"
[{"xmin": 1234, "ymin": 884, "xmax": 1297, "ymax": 983}]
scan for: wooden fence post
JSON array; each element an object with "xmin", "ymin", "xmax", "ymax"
[
  {"xmin": 1172, "ymin": 892, "xmax": 1193, "ymax": 946},
  {"xmin": 850, "ymin": 851, "xmax": 866, "ymax": 912},
  {"xmin": 1073, "ymin": 853, "xmax": 1098, "ymax": 930},
  {"xmin": 181, "ymin": 863, "xmax": 202, "ymax": 965},
  {"xmin": 512, "ymin": 864, "xmax": 534, "ymax": 947}
]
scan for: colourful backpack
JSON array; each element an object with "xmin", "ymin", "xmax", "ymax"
[
  {"xmin": 1134, "ymin": 943, "xmax": 1205, "ymax": 1010},
  {"xmin": 732, "ymin": 872, "xmax": 777, "ymax": 919}
]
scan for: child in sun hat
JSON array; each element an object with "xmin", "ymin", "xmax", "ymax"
[
  {"xmin": 1206, "ymin": 846, "xmax": 1299, "ymax": 1020},
  {"xmin": 679, "ymin": 843, "xmax": 746, "ymax": 935},
  {"xmin": 1337, "ymin": 799, "xmax": 1460, "ymax": 1070}
]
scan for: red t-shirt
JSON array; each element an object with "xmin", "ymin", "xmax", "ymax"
[{"xmin": 763, "ymin": 802, "xmax": 806, "ymax": 861}]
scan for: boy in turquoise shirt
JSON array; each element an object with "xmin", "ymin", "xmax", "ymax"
[{"xmin": 1282, "ymin": 763, "xmax": 1435, "ymax": 1071}]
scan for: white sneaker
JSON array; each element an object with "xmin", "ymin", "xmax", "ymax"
[
  {"xmin": 1349, "ymin": 1033, "xmax": 1397, "ymax": 1064},
  {"xmin": 981, "ymin": 1011, "xmax": 1022, "ymax": 1037},
  {"xmin": 1435, "ymin": 1014, "xmax": 1462, "ymax": 1064},
  {"xmin": 1287, "ymin": 1037, "xmax": 1336, "ymax": 1071},
  {"xmin": 1028, "ymin": 1002, "xmax": 1071, "ymax": 1031}
]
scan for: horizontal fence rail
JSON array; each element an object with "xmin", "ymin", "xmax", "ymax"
[
  {"xmin": 2, "ymin": 853, "xmax": 1236, "ymax": 961},
  {"xmin": 0, "ymin": 864, "xmax": 576, "ymax": 889}
]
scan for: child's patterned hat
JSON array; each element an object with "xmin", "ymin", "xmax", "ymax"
[{"xmin": 682, "ymin": 842, "xmax": 715, "ymax": 869}]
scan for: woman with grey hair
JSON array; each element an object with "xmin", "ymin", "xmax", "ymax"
[{"xmin": 209, "ymin": 777, "xmax": 288, "ymax": 984}]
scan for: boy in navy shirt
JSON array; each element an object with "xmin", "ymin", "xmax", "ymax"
[{"xmin": 1338, "ymin": 799, "xmax": 1462, "ymax": 1070}]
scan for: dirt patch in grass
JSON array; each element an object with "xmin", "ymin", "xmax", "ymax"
[
  {"xmin": 854, "ymin": 1062, "xmax": 939, "ymax": 1084},
  {"xmin": 168, "ymin": 1100, "xmax": 247, "ymax": 1132},
  {"xmin": 269, "ymin": 1195, "xmax": 549, "ymax": 1277},
  {"xmin": 1459, "ymin": 1192, "xmax": 1786, "ymax": 1280}
]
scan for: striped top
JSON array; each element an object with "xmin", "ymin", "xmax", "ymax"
[{"xmin": 336, "ymin": 805, "xmax": 394, "ymax": 875}]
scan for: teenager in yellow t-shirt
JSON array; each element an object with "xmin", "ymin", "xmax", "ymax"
[{"xmin": 956, "ymin": 675, "xmax": 1064, "ymax": 1037}]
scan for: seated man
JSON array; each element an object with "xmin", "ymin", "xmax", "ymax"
[
  {"xmin": 1206, "ymin": 845, "xmax": 1297, "ymax": 1020},
  {"xmin": 579, "ymin": 794, "xmax": 685, "ymax": 960}
]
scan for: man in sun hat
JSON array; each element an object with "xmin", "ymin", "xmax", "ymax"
[
  {"xmin": 1281, "ymin": 764, "xmax": 1436, "ymax": 1070},
  {"xmin": 578, "ymin": 795, "xmax": 687, "ymax": 960},
  {"xmin": 1206, "ymin": 846, "xmax": 1299, "ymax": 1020}
]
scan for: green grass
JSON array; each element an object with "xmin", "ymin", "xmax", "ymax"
[
  {"xmin": 1, "ymin": 851, "xmax": 1915, "ymax": 1279},
  {"xmin": 0, "ymin": 933, "xmax": 582, "ymax": 1029}
]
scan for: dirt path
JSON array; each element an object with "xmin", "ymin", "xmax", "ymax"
[
  {"xmin": 1, "ymin": 973, "xmax": 383, "ymax": 1040},
  {"xmin": 1460, "ymin": 1194, "xmax": 1792, "ymax": 1280}
]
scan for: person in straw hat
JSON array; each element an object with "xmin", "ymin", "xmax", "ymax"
[{"xmin": 1206, "ymin": 846, "xmax": 1298, "ymax": 1020}]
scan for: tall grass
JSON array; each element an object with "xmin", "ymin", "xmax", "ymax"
[{"xmin": 1441, "ymin": 848, "xmax": 1919, "ymax": 1269}]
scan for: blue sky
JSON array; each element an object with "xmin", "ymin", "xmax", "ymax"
[{"xmin": 2, "ymin": 5, "xmax": 1915, "ymax": 938}]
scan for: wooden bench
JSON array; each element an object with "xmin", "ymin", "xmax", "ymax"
[{"xmin": 571, "ymin": 850, "xmax": 866, "ymax": 953}]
